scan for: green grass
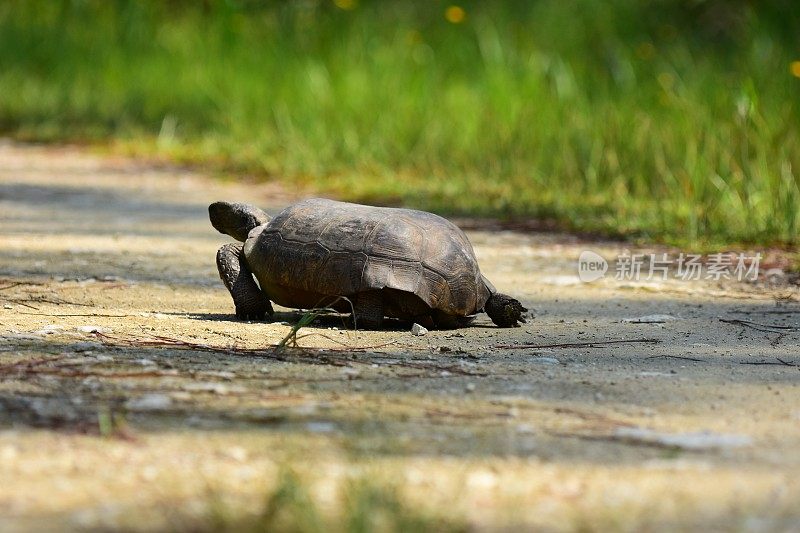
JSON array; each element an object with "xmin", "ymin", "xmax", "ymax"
[
  {"xmin": 197, "ymin": 469, "xmax": 464, "ymax": 533},
  {"xmin": 1, "ymin": 0, "xmax": 799, "ymax": 247}
]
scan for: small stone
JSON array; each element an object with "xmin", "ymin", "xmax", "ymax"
[
  {"xmin": 465, "ymin": 383, "xmax": 476, "ymax": 393},
  {"xmin": 132, "ymin": 358, "xmax": 157, "ymax": 366},
  {"xmin": 532, "ymin": 356, "xmax": 560, "ymax": 365},
  {"xmin": 76, "ymin": 325, "xmax": 111, "ymax": 334},
  {"xmin": 411, "ymin": 323, "xmax": 428, "ymax": 336},
  {"xmin": 3, "ymin": 304, "xmax": 12, "ymax": 310}
]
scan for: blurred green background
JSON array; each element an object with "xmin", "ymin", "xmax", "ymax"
[{"xmin": 1, "ymin": 0, "xmax": 798, "ymax": 246}]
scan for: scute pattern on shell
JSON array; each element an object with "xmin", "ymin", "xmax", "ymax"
[{"xmin": 243, "ymin": 198, "xmax": 490, "ymax": 316}]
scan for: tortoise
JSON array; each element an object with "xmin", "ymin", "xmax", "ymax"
[{"xmin": 209, "ymin": 198, "xmax": 527, "ymax": 329}]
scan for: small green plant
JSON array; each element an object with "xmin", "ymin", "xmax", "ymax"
[
  {"xmin": 276, "ymin": 297, "xmax": 353, "ymax": 349},
  {"xmin": 195, "ymin": 469, "xmax": 464, "ymax": 533},
  {"xmin": 255, "ymin": 470, "xmax": 326, "ymax": 533},
  {"xmin": 277, "ymin": 310, "xmax": 327, "ymax": 349},
  {"xmin": 344, "ymin": 480, "xmax": 458, "ymax": 533},
  {"xmin": 97, "ymin": 406, "xmax": 130, "ymax": 439}
]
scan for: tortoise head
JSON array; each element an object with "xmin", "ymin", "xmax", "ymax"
[{"xmin": 209, "ymin": 201, "xmax": 271, "ymax": 242}]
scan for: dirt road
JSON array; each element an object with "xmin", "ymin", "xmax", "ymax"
[{"xmin": 1, "ymin": 141, "xmax": 799, "ymax": 531}]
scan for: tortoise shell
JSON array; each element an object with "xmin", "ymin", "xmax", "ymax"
[{"xmin": 243, "ymin": 198, "xmax": 492, "ymax": 317}]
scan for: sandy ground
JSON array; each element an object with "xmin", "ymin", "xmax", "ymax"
[{"xmin": 1, "ymin": 141, "xmax": 799, "ymax": 531}]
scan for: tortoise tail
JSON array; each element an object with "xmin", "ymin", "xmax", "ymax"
[{"xmin": 485, "ymin": 293, "xmax": 528, "ymax": 327}]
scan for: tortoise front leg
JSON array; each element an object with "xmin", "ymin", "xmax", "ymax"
[
  {"xmin": 353, "ymin": 291, "xmax": 384, "ymax": 330},
  {"xmin": 216, "ymin": 243, "xmax": 273, "ymax": 320}
]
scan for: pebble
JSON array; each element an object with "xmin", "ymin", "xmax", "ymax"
[
  {"xmin": 76, "ymin": 325, "xmax": 111, "ymax": 334},
  {"xmin": 411, "ymin": 323, "xmax": 428, "ymax": 336},
  {"xmin": 532, "ymin": 356, "xmax": 560, "ymax": 365}
]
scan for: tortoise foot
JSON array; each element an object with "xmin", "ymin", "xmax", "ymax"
[{"xmin": 235, "ymin": 302, "xmax": 272, "ymax": 321}]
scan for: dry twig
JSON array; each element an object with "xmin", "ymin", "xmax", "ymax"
[
  {"xmin": 494, "ymin": 338, "xmax": 660, "ymax": 350},
  {"xmin": 645, "ymin": 354, "xmax": 703, "ymax": 362},
  {"xmin": 719, "ymin": 318, "xmax": 798, "ymax": 333},
  {"xmin": 739, "ymin": 358, "xmax": 798, "ymax": 367}
]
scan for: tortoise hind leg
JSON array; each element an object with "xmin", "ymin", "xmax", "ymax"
[
  {"xmin": 353, "ymin": 291, "xmax": 384, "ymax": 330},
  {"xmin": 216, "ymin": 243, "xmax": 273, "ymax": 320}
]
